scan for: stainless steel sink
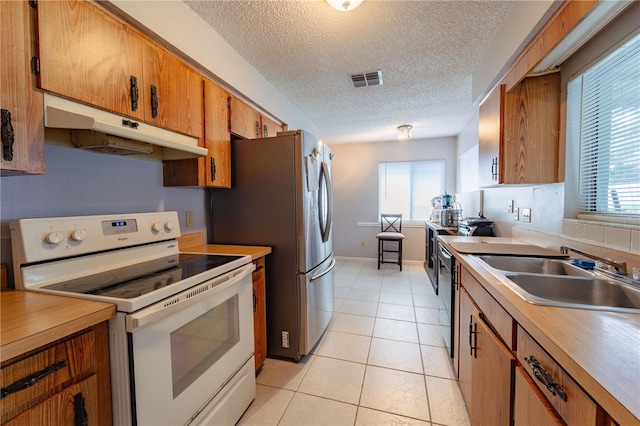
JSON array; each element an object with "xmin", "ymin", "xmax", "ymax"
[
  {"xmin": 478, "ymin": 255, "xmax": 593, "ymax": 277},
  {"xmin": 504, "ymin": 273, "xmax": 640, "ymax": 313}
]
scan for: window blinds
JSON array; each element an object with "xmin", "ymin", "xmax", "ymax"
[{"xmin": 568, "ymin": 32, "xmax": 640, "ymax": 216}]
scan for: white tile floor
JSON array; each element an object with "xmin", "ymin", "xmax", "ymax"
[{"xmin": 237, "ymin": 259, "xmax": 470, "ymax": 426}]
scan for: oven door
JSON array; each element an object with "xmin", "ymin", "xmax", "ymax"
[
  {"xmin": 125, "ymin": 263, "xmax": 255, "ymax": 426},
  {"xmin": 437, "ymin": 243, "xmax": 454, "ymax": 358}
]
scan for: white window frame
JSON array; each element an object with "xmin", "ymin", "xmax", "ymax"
[{"xmin": 565, "ymin": 31, "xmax": 640, "ymax": 226}]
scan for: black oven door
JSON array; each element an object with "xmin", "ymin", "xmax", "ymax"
[{"xmin": 437, "ymin": 243, "xmax": 455, "ymax": 358}]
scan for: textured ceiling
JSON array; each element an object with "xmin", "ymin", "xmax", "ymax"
[{"xmin": 184, "ymin": 0, "xmax": 513, "ymax": 144}]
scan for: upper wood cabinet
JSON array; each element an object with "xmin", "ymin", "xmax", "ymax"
[
  {"xmin": 142, "ymin": 40, "xmax": 203, "ymax": 138},
  {"xmin": 229, "ymin": 95, "xmax": 283, "ymax": 139},
  {"xmin": 35, "ymin": 0, "xmax": 202, "ymax": 139},
  {"xmin": 1, "ymin": 0, "xmax": 45, "ymax": 176},
  {"xmin": 163, "ymin": 79, "xmax": 230, "ymax": 188},
  {"xmin": 229, "ymin": 96, "xmax": 262, "ymax": 139},
  {"xmin": 261, "ymin": 115, "xmax": 282, "ymax": 138},
  {"xmin": 478, "ymin": 72, "xmax": 560, "ymax": 186}
]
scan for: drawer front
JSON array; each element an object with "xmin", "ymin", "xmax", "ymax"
[
  {"xmin": 461, "ymin": 267, "xmax": 514, "ymax": 349},
  {"xmin": 5, "ymin": 374, "xmax": 99, "ymax": 426},
  {"xmin": 517, "ymin": 326, "xmax": 598, "ymax": 425},
  {"xmin": 1, "ymin": 330, "xmax": 96, "ymax": 422}
]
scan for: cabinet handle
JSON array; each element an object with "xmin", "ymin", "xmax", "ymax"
[
  {"xmin": 254, "ymin": 265, "xmax": 264, "ymax": 272},
  {"xmin": 1, "ymin": 109, "xmax": 15, "ymax": 161},
  {"xmin": 0, "ymin": 359, "xmax": 66, "ymax": 399},
  {"xmin": 74, "ymin": 392, "xmax": 89, "ymax": 426},
  {"xmin": 524, "ymin": 356, "xmax": 567, "ymax": 402},
  {"xmin": 253, "ymin": 289, "xmax": 257, "ymax": 312},
  {"xmin": 130, "ymin": 75, "xmax": 139, "ymax": 111},
  {"xmin": 150, "ymin": 85, "xmax": 159, "ymax": 118},
  {"xmin": 210, "ymin": 157, "xmax": 216, "ymax": 182},
  {"xmin": 468, "ymin": 315, "xmax": 477, "ymax": 358}
]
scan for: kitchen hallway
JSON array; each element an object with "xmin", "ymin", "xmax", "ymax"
[{"xmin": 237, "ymin": 259, "xmax": 470, "ymax": 426}]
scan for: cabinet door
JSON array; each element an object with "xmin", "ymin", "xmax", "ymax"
[
  {"xmin": 261, "ymin": 115, "xmax": 282, "ymax": 138},
  {"xmin": 142, "ymin": 41, "xmax": 203, "ymax": 138},
  {"xmin": 252, "ymin": 257, "xmax": 267, "ymax": 371},
  {"xmin": 470, "ymin": 311, "xmax": 515, "ymax": 426},
  {"xmin": 204, "ymin": 80, "xmax": 231, "ymax": 188},
  {"xmin": 229, "ymin": 96, "xmax": 261, "ymax": 139},
  {"xmin": 0, "ymin": 0, "xmax": 45, "ymax": 176},
  {"xmin": 502, "ymin": 73, "xmax": 560, "ymax": 184},
  {"xmin": 5, "ymin": 375, "xmax": 99, "ymax": 426},
  {"xmin": 514, "ymin": 366, "xmax": 563, "ymax": 426},
  {"xmin": 478, "ymin": 84, "xmax": 503, "ymax": 187},
  {"xmin": 458, "ymin": 288, "xmax": 477, "ymax": 409},
  {"xmin": 36, "ymin": 0, "xmax": 145, "ymax": 120}
]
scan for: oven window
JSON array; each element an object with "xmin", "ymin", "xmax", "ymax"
[{"xmin": 170, "ymin": 294, "xmax": 240, "ymax": 398}]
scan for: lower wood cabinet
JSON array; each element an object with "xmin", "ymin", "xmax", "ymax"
[
  {"xmin": 458, "ymin": 286, "xmax": 515, "ymax": 426},
  {"xmin": 457, "ymin": 264, "xmax": 616, "ymax": 426},
  {"xmin": 514, "ymin": 366, "xmax": 564, "ymax": 426},
  {"xmin": 252, "ymin": 257, "xmax": 267, "ymax": 372},
  {"xmin": 516, "ymin": 325, "xmax": 603, "ymax": 425},
  {"xmin": 0, "ymin": 322, "xmax": 111, "ymax": 425}
]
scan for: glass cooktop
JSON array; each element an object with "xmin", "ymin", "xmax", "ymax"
[{"xmin": 43, "ymin": 253, "xmax": 243, "ymax": 299}]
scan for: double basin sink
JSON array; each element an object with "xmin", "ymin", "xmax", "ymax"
[{"xmin": 477, "ymin": 255, "xmax": 640, "ymax": 314}]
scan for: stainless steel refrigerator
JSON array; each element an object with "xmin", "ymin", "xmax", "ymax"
[{"xmin": 209, "ymin": 130, "xmax": 335, "ymax": 361}]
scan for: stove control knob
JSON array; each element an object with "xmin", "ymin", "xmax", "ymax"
[
  {"xmin": 44, "ymin": 231, "xmax": 65, "ymax": 245},
  {"xmin": 70, "ymin": 229, "xmax": 88, "ymax": 242},
  {"xmin": 152, "ymin": 222, "xmax": 163, "ymax": 232},
  {"xmin": 164, "ymin": 220, "xmax": 175, "ymax": 231}
]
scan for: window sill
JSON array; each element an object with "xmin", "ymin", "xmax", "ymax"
[
  {"xmin": 575, "ymin": 214, "xmax": 640, "ymax": 226},
  {"xmin": 356, "ymin": 221, "xmax": 428, "ymax": 229}
]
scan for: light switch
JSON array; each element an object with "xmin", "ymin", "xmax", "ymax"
[{"xmin": 522, "ymin": 208, "xmax": 531, "ymax": 223}]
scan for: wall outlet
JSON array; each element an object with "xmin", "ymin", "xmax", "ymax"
[
  {"xmin": 185, "ymin": 211, "xmax": 194, "ymax": 228},
  {"xmin": 514, "ymin": 207, "xmax": 520, "ymax": 221},
  {"xmin": 522, "ymin": 208, "xmax": 531, "ymax": 223},
  {"xmin": 507, "ymin": 200, "xmax": 514, "ymax": 213}
]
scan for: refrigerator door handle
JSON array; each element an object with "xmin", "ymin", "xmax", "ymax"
[
  {"xmin": 310, "ymin": 257, "xmax": 336, "ymax": 282},
  {"xmin": 319, "ymin": 161, "xmax": 333, "ymax": 243}
]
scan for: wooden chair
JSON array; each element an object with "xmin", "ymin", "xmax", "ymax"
[{"xmin": 377, "ymin": 214, "xmax": 405, "ymax": 270}]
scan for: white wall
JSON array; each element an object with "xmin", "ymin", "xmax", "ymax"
[{"xmin": 330, "ymin": 137, "xmax": 457, "ymax": 261}]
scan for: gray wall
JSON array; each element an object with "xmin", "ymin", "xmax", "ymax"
[
  {"xmin": 330, "ymin": 137, "xmax": 457, "ymax": 261},
  {"xmin": 0, "ymin": 140, "xmax": 207, "ymax": 285}
]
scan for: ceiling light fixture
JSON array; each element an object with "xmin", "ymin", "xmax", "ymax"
[
  {"xmin": 327, "ymin": 0, "xmax": 363, "ymax": 12},
  {"xmin": 397, "ymin": 125, "xmax": 413, "ymax": 140}
]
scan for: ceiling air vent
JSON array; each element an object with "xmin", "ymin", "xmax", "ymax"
[{"xmin": 350, "ymin": 70, "xmax": 383, "ymax": 88}]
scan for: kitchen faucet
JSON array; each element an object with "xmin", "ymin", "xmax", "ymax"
[{"xmin": 560, "ymin": 245, "xmax": 628, "ymax": 276}]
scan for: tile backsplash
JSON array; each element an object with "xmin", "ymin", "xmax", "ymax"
[{"xmin": 562, "ymin": 219, "xmax": 639, "ymax": 254}]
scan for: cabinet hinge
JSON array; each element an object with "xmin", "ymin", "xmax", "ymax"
[
  {"xmin": 28, "ymin": 0, "xmax": 37, "ymax": 8},
  {"xmin": 31, "ymin": 57, "xmax": 40, "ymax": 75}
]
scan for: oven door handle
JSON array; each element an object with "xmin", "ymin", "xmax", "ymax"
[{"xmin": 125, "ymin": 263, "xmax": 254, "ymax": 332}]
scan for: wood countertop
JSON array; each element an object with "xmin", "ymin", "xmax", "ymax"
[
  {"xmin": 438, "ymin": 236, "xmax": 640, "ymax": 425},
  {"xmin": 177, "ymin": 232, "xmax": 272, "ymax": 260},
  {"xmin": 182, "ymin": 244, "xmax": 272, "ymax": 260},
  {"xmin": 1, "ymin": 290, "xmax": 116, "ymax": 363}
]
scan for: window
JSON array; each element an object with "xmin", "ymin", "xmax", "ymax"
[
  {"xmin": 378, "ymin": 160, "xmax": 445, "ymax": 220},
  {"xmin": 567, "ymin": 32, "xmax": 640, "ymax": 217}
]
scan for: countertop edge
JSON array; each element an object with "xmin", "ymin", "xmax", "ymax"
[
  {"xmin": 182, "ymin": 244, "xmax": 272, "ymax": 260},
  {"xmin": 1, "ymin": 291, "xmax": 116, "ymax": 363},
  {"xmin": 437, "ymin": 236, "xmax": 640, "ymax": 426}
]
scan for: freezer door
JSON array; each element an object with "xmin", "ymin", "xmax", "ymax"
[{"xmin": 299, "ymin": 255, "xmax": 336, "ymax": 355}]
